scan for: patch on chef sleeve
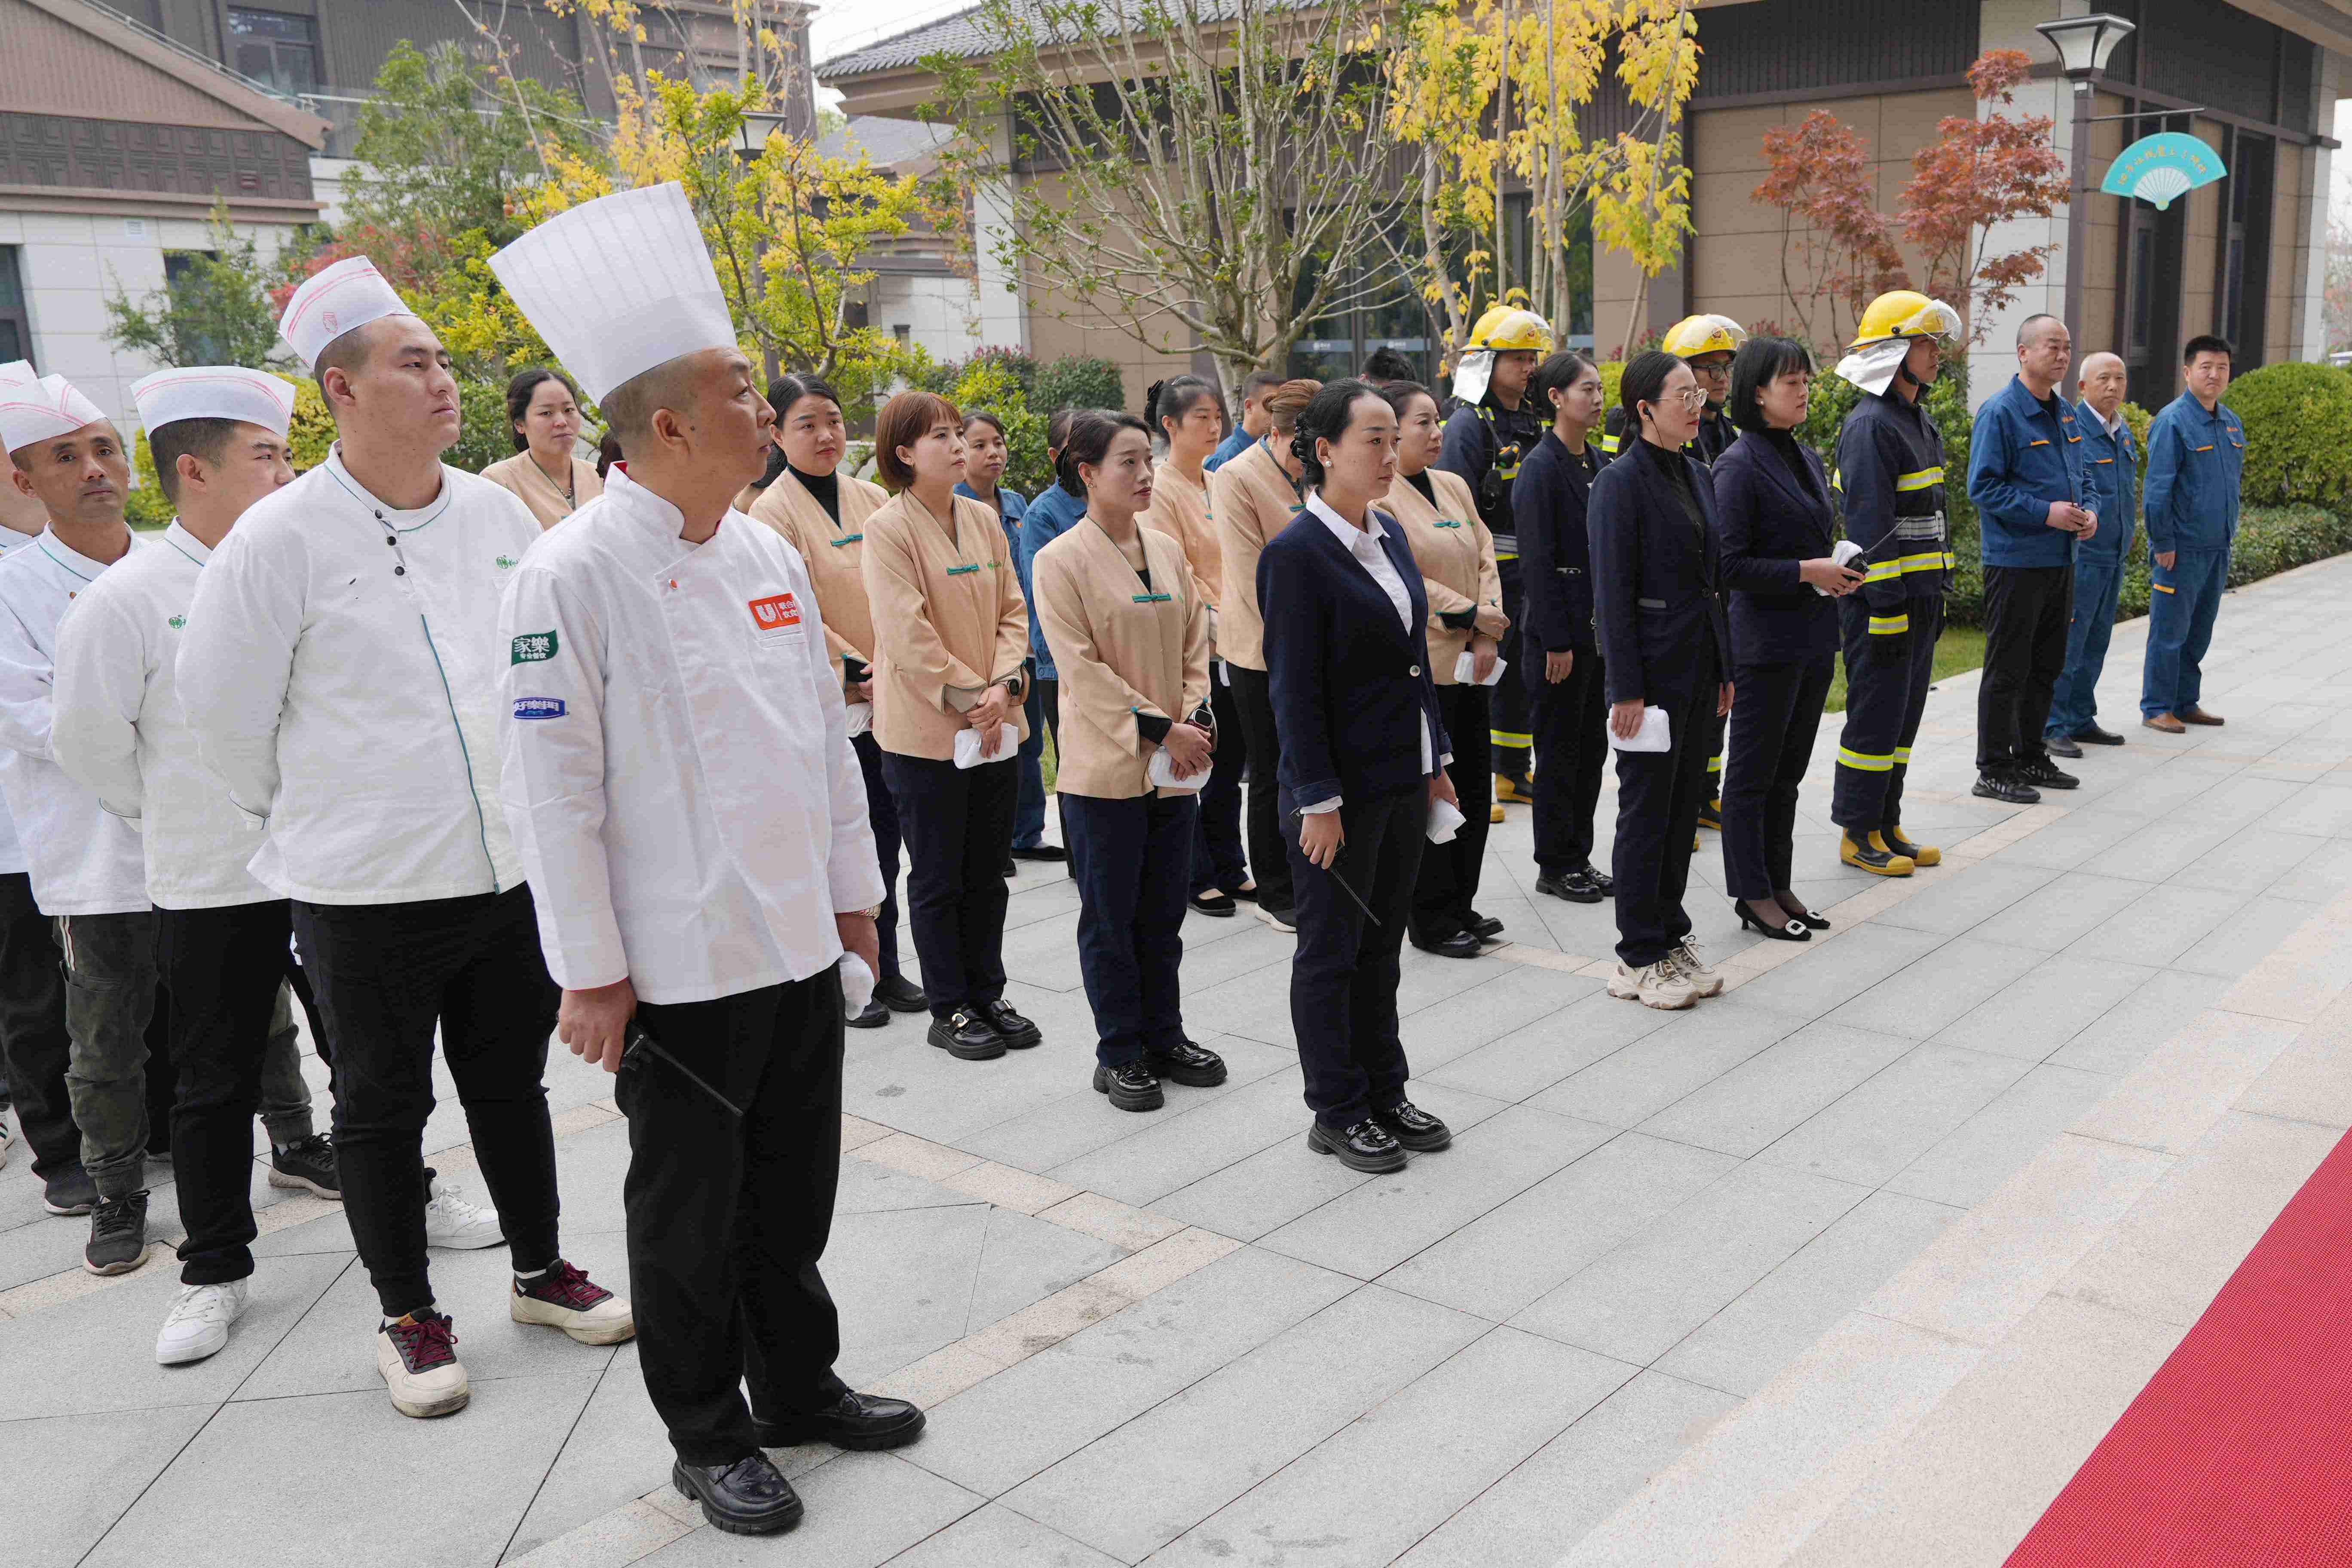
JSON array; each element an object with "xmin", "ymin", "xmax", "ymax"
[
  {"xmin": 510, "ymin": 630, "xmax": 559, "ymax": 665},
  {"xmin": 512, "ymin": 698, "xmax": 567, "ymax": 720},
  {"xmin": 747, "ymin": 592, "xmax": 802, "ymax": 636}
]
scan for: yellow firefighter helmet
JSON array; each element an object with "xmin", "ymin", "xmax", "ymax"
[
  {"xmin": 1850, "ymin": 291, "xmax": 1964, "ymax": 349},
  {"xmin": 1661, "ymin": 314, "xmax": 1749, "ymax": 360},
  {"xmin": 1465, "ymin": 306, "xmax": 1555, "ymax": 355}
]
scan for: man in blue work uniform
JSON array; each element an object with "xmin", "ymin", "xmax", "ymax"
[
  {"xmin": 2044, "ymin": 350, "xmax": 2136, "ymax": 757},
  {"xmin": 2140, "ymin": 336, "xmax": 2243, "ymax": 734},
  {"xmin": 1967, "ymin": 312, "xmax": 2097, "ymax": 804},
  {"xmin": 1205, "ymin": 370, "xmax": 1282, "ymax": 474},
  {"xmin": 1016, "ymin": 409, "xmax": 1085, "ymax": 873}
]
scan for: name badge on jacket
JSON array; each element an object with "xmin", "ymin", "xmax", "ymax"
[{"xmin": 748, "ymin": 592, "xmax": 803, "ymax": 640}]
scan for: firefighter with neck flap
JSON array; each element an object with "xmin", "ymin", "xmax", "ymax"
[
  {"xmin": 1826, "ymin": 290, "xmax": 1963, "ymax": 876},
  {"xmin": 1438, "ymin": 306, "xmax": 1551, "ymax": 809}
]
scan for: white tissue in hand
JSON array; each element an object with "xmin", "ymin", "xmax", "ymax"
[
  {"xmin": 1606, "ymin": 705, "xmax": 1672, "ymax": 753},
  {"xmin": 1814, "ymin": 539, "xmax": 1866, "ymax": 597},
  {"xmin": 1453, "ymin": 651, "xmax": 1508, "ymax": 686},
  {"xmin": 1427, "ymin": 796, "xmax": 1466, "ymax": 843},
  {"xmin": 845, "ymin": 701, "xmax": 873, "ymax": 736},
  {"xmin": 838, "ymin": 952, "xmax": 875, "ymax": 1013},
  {"xmin": 1148, "ymin": 749, "xmax": 1211, "ymax": 793},
  {"xmin": 953, "ymin": 723, "xmax": 1020, "ymax": 769}
]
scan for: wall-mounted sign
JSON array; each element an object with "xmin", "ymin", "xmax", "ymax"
[{"xmin": 2101, "ymin": 131, "xmax": 2226, "ymax": 211}]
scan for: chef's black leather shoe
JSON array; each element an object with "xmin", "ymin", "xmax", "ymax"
[
  {"xmin": 755, "ymin": 1392, "xmax": 927, "ymax": 1452},
  {"xmin": 928, "ymin": 1009, "xmax": 1005, "ymax": 1061},
  {"xmin": 1373, "ymin": 1099, "xmax": 1453, "ymax": 1152},
  {"xmin": 671, "ymin": 1453, "xmax": 803, "ymax": 1535}
]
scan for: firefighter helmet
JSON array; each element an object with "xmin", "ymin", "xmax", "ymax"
[
  {"xmin": 1661, "ymin": 314, "xmax": 1749, "ymax": 360},
  {"xmin": 1849, "ymin": 291, "xmax": 1963, "ymax": 350}
]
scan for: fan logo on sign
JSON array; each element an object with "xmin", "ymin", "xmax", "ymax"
[{"xmin": 2100, "ymin": 132, "xmax": 2226, "ymax": 212}]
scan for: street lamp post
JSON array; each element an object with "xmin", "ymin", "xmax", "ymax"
[{"xmin": 2034, "ymin": 12, "xmax": 2135, "ymax": 392}]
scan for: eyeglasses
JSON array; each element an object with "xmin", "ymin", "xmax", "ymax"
[{"xmin": 1668, "ymin": 387, "xmax": 1709, "ymax": 410}]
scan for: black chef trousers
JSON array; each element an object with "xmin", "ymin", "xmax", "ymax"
[{"xmin": 850, "ymin": 732, "xmax": 906, "ymax": 986}]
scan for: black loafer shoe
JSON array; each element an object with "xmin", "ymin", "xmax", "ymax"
[
  {"xmin": 1583, "ymin": 862, "xmax": 1615, "ymax": 894},
  {"xmin": 1535, "ymin": 870, "xmax": 1604, "ymax": 904},
  {"xmin": 2043, "ymin": 733, "xmax": 2083, "ymax": 759},
  {"xmin": 1372, "ymin": 1099, "xmax": 1452, "ymax": 1152},
  {"xmin": 1972, "ymin": 771, "xmax": 2041, "ymax": 805},
  {"xmin": 1466, "ymin": 912, "xmax": 1505, "ymax": 940},
  {"xmin": 1190, "ymin": 891, "xmax": 1237, "ymax": 917},
  {"xmin": 1093, "ymin": 1059, "xmax": 1164, "ymax": 1112},
  {"xmin": 672, "ymin": 1453, "xmax": 803, "ymax": 1536},
  {"xmin": 1229, "ymin": 882, "xmax": 1259, "ymax": 903},
  {"xmin": 1002, "ymin": 858, "xmax": 1018, "ymax": 877},
  {"xmin": 1009, "ymin": 844, "xmax": 1069, "ymax": 862},
  {"xmin": 2020, "ymin": 757, "xmax": 2079, "ymax": 790},
  {"xmin": 845, "ymin": 999, "xmax": 889, "ymax": 1029},
  {"xmin": 873, "ymin": 975, "xmax": 929, "ymax": 1014},
  {"xmin": 755, "ymin": 1391, "xmax": 927, "ymax": 1452},
  {"xmin": 928, "ymin": 1008, "xmax": 1006, "ymax": 1061},
  {"xmin": 982, "ymin": 999, "xmax": 1042, "ymax": 1049},
  {"xmin": 2073, "ymin": 723, "xmax": 2125, "ymax": 746},
  {"xmin": 1145, "ymin": 1038, "xmax": 1228, "ymax": 1087},
  {"xmin": 1410, "ymin": 931, "xmax": 1485, "ymax": 959},
  {"xmin": 1306, "ymin": 1118, "xmax": 1406, "ymax": 1173}
]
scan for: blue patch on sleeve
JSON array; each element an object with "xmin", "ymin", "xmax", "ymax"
[{"xmin": 513, "ymin": 698, "xmax": 567, "ymax": 720}]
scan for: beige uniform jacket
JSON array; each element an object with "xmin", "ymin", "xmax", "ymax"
[
  {"xmin": 1033, "ymin": 520, "xmax": 1211, "ymax": 799},
  {"xmin": 746, "ymin": 467, "xmax": 889, "ymax": 671},
  {"xmin": 1384, "ymin": 467, "xmax": 1502, "ymax": 685},
  {"xmin": 1142, "ymin": 459, "xmax": 1222, "ymax": 608},
  {"xmin": 480, "ymin": 452, "xmax": 603, "ymax": 530},
  {"xmin": 863, "ymin": 490, "xmax": 1031, "ymax": 760},
  {"xmin": 1208, "ymin": 438, "xmax": 1301, "ymax": 671}
]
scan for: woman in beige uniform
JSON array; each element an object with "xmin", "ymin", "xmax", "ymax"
[
  {"xmin": 481, "ymin": 367, "xmax": 602, "ymax": 528},
  {"xmin": 738, "ymin": 373, "xmax": 922, "ymax": 1028},
  {"xmin": 1210, "ymin": 377, "xmax": 1318, "ymax": 933},
  {"xmin": 1382, "ymin": 378, "xmax": 1508, "ymax": 958},
  {"xmin": 1034, "ymin": 411, "xmax": 1227, "ymax": 1112},
  {"xmin": 864, "ymin": 390, "xmax": 1041, "ymax": 1063}
]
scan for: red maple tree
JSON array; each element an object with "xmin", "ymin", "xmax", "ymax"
[{"xmin": 1752, "ymin": 110, "xmax": 1909, "ymax": 349}]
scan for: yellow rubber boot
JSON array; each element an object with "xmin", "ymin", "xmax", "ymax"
[
  {"xmin": 1697, "ymin": 797, "xmax": 1722, "ymax": 831},
  {"xmin": 1494, "ymin": 773, "xmax": 1536, "ymax": 805},
  {"xmin": 1489, "ymin": 801, "xmax": 1505, "ymax": 824},
  {"xmin": 1840, "ymin": 832, "xmax": 1914, "ymax": 877},
  {"xmin": 1875, "ymin": 829, "xmax": 1940, "ymax": 868}
]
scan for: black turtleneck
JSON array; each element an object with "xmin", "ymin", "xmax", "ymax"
[
  {"xmin": 1763, "ymin": 428, "xmax": 1825, "ymax": 504},
  {"xmin": 790, "ymin": 462, "xmax": 841, "ymax": 524},
  {"xmin": 1404, "ymin": 469, "xmax": 1436, "ymax": 507},
  {"xmin": 1643, "ymin": 438, "xmax": 1703, "ymax": 533}
]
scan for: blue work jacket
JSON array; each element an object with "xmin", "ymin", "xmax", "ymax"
[
  {"xmin": 1204, "ymin": 426, "xmax": 1253, "ymax": 473},
  {"xmin": 1014, "ymin": 481, "xmax": 1082, "ymax": 681},
  {"xmin": 1968, "ymin": 374, "xmax": 2090, "ymax": 570},
  {"xmin": 2072, "ymin": 402, "xmax": 2136, "ymax": 562},
  {"xmin": 2141, "ymin": 391, "xmax": 2245, "ymax": 555}
]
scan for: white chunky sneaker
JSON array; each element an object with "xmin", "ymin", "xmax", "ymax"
[
  {"xmin": 1609, "ymin": 958, "xmax": 1697, "ymax": 1011},
  {"xmin": 1672, "ymin": 938, "xmax": 1724, "ymax": 997},
  {"xmin": 378, "ymin": 1311, "xmax": 469, "ymax": 1418},
  {"xmin": 155, "ymin": 1278, "xmax": 249, "ymax": 1365},
  {"xmin": 423, "ymin": 1177, "xmax": 504, "ymax": 1250},
  {"xmin": 510, "ymin": 1260, "xmax": 636, "ymax": 1345}
]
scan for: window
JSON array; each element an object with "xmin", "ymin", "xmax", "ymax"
[
  {"xmin": 228, "ymin": 7, "xmax": 318, "ymax": 98},
  {"xmin": 1285, "ymin": 213, "xmax": 1445, "ymax": 382},
  {"xmin": 0, "ymin": 248, "xmax": 26, "ymax": 368}
]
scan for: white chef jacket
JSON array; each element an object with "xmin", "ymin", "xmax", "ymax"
[
  {"xmin": 52, "ymin": 521, "xmax": 272, "ymax": 910},
  {"xmin": 178, "ymin": 447, "xmax": 541, "ymax": 905},
  {"xmin": 0, "ymin": 528, "xmax": 148, "ymax": 913},
  {"xmin": 0, "ymin": 524, "xmax": 41, "ymax": 875},
  {"xmin": 496, "ymin": 466, "xmax": 885, "ymax": 1004}
]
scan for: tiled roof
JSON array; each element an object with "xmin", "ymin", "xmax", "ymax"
[
  {"xmin": 817, "ymin": 114, "xmax": 957, "ymax": 165},
  {"xmin": 816, "ymin": 2, "xmax": 1006, "ymax": 79}
]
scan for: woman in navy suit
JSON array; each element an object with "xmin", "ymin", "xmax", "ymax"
[
  {"xmin": 1591, "ymin": 352, "xmax": 1734, "ymax": 1011},
  {"xmin": 1259, "ymin": 378, "xmax": 1461, "ymax": 1173},
  {"xmin": 1714, "ymin": 337, "xmax": 1867, "ymax": 941}
]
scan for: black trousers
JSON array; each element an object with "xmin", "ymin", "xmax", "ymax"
[
  {"xmin": 1489, "ymin": 556, "xmax": 1532, "ymax": 781},
  {"xmin": 1723, "ymin": 655, "xmax": 1835, "ymax": 902},
  {"xmin": 1978, "ymin": 565, "xmax": 2073, "ymax": 772},
  {"xmin": 1066, "ymin": 791, "xmax": 1195, "ymax": 1066},
  {"xmin": 1191, "ymin": 664, "xmax": 1249, "ymax": 895},
  {"xmin": 1832, "ymin": 596, "xmax": 1942, "ymax": 834},
  {"xmin": 1287, "ymin": 785, "xmax": 1424, "ymax": 1129},
  {"xmin": 293, "ymin": 886, "xmax": 561, "ymax": 1317},
  {"xmin": 1412, "ymin": 683, "xmax": 1491, "ymax": 942},
  {"xmin": 0, "ymin": 870, "xmax": 74, "ymax": 1179},
  {"xmin": 622, "ymin": 972, "xmax": 849, "ymax": 1466},
  {"xmin": 1228, "ymin": 663, "xmax": 1294, "ymax": 915},
  {"xmin": 850, "ymin": 732, "xmax": 905, "ymax": 985},
  {"xmin": 1528, "ymin": 647, "xmax": 1608, "ymax": 875},
  {"xmin": 162, "ymin": 898, "xmax": 302, "ymax": 1286},
  {"xmin": 882, "ymin": 750, "xmax": 1017, "ymax": 1019},
  {"xmin": 1611, "ymin": 668, "xmax": 1718, "ymax": 968}
]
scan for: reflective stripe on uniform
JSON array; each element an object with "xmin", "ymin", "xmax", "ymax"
[
  {"xmin": 2152, "ymin": 582, "xmax": 2175, "ymax": 594},
  {"xmin": 1838, "ymin": 747, "xmax": 1895, "ymax": 772},
  {"xmin": 1868, "ymin": 614, "xmax": 1909, "ymax": 634},
  {"xmin": 1707, "ymin": 754, "xmax": 1722, "ymax": 772},
  {"xmin": 1596, "ymin": 433, "xmax": 1620, "ymax": 454},
  {"xmin": 1894, "ymin": 467, "xmax": 1945, "ymax": 491},
  {"xmin": 1893, "ymin": 746, "xmax": 1912, "ymax": 764},
  {"xmin": 1863, "ymin": 560, "xmax": 1902, "ymax": 583},
  {"xmin": 1898, "ymin": 551, "xmax": 1950, "ymax": 575},
  {"xmin": 1490, "ymin": 730, "xmax": 1533, "ymax": 747}
]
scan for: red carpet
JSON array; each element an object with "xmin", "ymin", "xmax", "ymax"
[{"xmin": 2007, "ymin": 1125, "xmax": 2352, "ymax": 1566}]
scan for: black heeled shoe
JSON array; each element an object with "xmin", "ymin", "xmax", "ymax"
[
  {"xmin": 1733, "ymin": 898, "xmax": 1809, "ymax": 942},
  {"xmin": 1775, "ymin": 897, "xmax": 1830, "ymax": 931}
]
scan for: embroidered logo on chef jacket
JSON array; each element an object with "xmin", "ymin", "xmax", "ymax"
[
  {"xmin": 512, "ymin": 697, "xmax": 567, "ymax": 720},
  {"xmin": 167, "ymin": 615, "xmax": 185, "ymax": 629},
  {"xmin": 747, "ymin": 592, "xmax": 802, "ymax": 636},
  {"xmin": 496, "ymin": 555, "xmax": 518, "ymax": 569},
  {"xmin": 511, "ymin": 629, "xmax": 559, "ymax": 664}
]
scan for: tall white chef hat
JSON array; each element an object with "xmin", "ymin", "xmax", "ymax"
[
  {"xmin": 0, "ymin": 375, "xmax": 110, "ymax": 456},
  {"xmin": 277, "ymin": 256, "xmax": 418, "ymax": 372},
  {"xmin": 0, "ymin": 361, "xmax": 34, "ymax": 387},
  {"xmin": 488, "ymin": 183, "xmax": 737, "ymax": 404},
  {"xmin": 130, "ymin": 367, "xmax": 297, "ymax": 439}
]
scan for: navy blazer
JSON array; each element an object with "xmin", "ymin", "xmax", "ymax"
[
  {"xmin": 1589, "ymin": 439, "xmax": 1733, "ymax": 708},
  {"xmin": 1713, "ymin": 429, "xmax": 1840, "ymax": 665},
  {"xmin": 1259, "ymin": 504, "xmax": 1452, "ymax": 808},
  {"xmin": 1515, "ymin": 430, "xmax": 1606, "ymax": 655}
]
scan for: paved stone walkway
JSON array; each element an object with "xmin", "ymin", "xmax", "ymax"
[{"xmin": 7, "ymin": 554, "xmax": 2352, "ymax": 1568}]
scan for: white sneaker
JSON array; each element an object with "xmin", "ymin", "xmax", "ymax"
[
  {"xmin": 378, "ymin": 1312, "xmax": 469, "ymax": 1418},
  {"xmin": 509, "ymin": 1261, "xmax": 637, "ymax": 1345},
  {"xmin": 1672, "ymin": 938, "xmax": 1724, "ymax": 997},
  {"xmin": 1608, "ymin": 958, "xmax": 1697, "ymax": 1011},
  {"xmin": 155, "ymin": 1278, "xmax": 249, "ymax": 1365},
  {"xmin": 1254, "ymin": 904, "xmax": 1297, "ymax": 934},
  {"xmin": 423, "ymin": 1178, "xmax": 505, "ymax": 1250}
]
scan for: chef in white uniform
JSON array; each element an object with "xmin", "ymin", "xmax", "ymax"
[
  {"xmin": 0, "ymin": 362, "xmax": 83, "ymax": 1213},
  {"xmin": 0, "ymin": 373, "xmax": 161, "ymax": 1279},
  {"xmin": 488, "ymin": 183, "xmax": 916, "ymax": 1538},
  {"xmin": 177, "ymin": 257, "xmax": 631, "ymax": 1421},
  {"xmin": 52, "ymin": 366, "xmax": 344, "ymax": 1366}
]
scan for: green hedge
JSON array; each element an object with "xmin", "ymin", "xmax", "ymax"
[
  {"xmin": 2221, "ymin": 361, "xmax": 2352, "ymax": 508},
  {"xmin": 1032, "ymin": 355, "xmax": 1127, "ymax": 415}
]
